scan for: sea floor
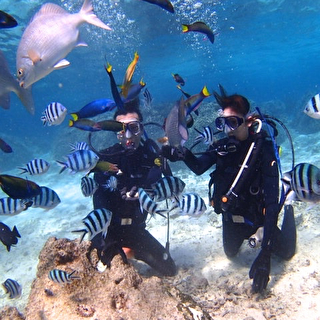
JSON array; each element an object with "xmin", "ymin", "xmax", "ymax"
[{"xmin": 0, "ymin": 130, "xmax": 320, "ymax": 319}]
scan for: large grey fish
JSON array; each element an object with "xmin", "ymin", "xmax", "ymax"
[
  {"xmin": 0, "ymin": 50, "xmax": 34, "ymax": 114},
  {"xmin": 165, "ymin": 97, "xmax": 188, "ymax": 148},
  {"xmin": 16, "ymin": 0, "xmax": 111, "ymax": 89}
]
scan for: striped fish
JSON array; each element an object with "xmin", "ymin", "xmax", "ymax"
[
  {"xmin": 102, "ymin": 176, "xmax": 117, "ymax": 191},
  {"xmin": 152, "ymin": 176, "xmax": 186, "ymax": 202},
  {"xmin": 282, "ymin": 163, "xmax": 320, "ymax": 203},
  {"xmin": 81, "ymin": 176, "xmax": 98, "ymax": 197},
  {"xmin": 194, "ymin": 126, "xmax": 216, "ymax": 145},
  {"xmin": 57, "ymin": 150, "xmax": 99, "ymax": 174},
  {"xmin": 70, "ymin": 141, "xmax": 89, "ymax": 152},
  {"xmin": 31, "ymin": 186, "xmax": 61, "ymax": 210},
  {"xmin": 72, "ymin": 208, "xmax": 112, "ymax": 242},
  {"xmin": 0, "ymin": 197, "xmax": 31, "ymax": 215},
  {"xmin": 138, "ymin": 188, "xmax": 166, "ymax": 217},
  {"xmin": 304, "ymin": 93, "xmax": 320, "ymax": 119},
  {"xmin": 48, "ymin": 269, "xmax": 79, "ymax": 284},
  {"xmin": 2, "ymin": 279, "xmax": 22, "ymax": 299},
  {"xmin": 178, "ymin": 193, "xmax": 206, "ymax": 216},
  {"xmin": 19, "ymin": 158, "xmax": 50, "ymax": 175},
  {"xmin": 41, "ymin": 102, "xmax": 67, "ymax": 126}
]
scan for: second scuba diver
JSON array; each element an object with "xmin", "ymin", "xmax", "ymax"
[{"xmin": 162, "ymin": 86, "xmax": 297, "ymax": 292}]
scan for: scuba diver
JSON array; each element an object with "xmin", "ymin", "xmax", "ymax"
[
  {"xmin": 162, "ymin": 86, "xmax": 296, "ymax": 292},
  {"xmin": 91, "ymin": 98, "xmax": 177, "ymax": 276}
]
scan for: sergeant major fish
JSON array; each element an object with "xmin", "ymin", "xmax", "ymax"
[
  {"xmin": 177, "ymin": 192, "xmax": 206, "ymax": 216},
  {"xmin": 81, "ymin": 176, "xmax": 98, "ymax": 197},
  {"xmin": 31, "ymin": 186, "xmax": 61, "ymax": 210},
  {"xmin": 2, "ymin": 279, "xmax": 22, "ymax": 299},
  {"xmin": 19, "ymin": 158, "xmax": 50, "ymax": 175},
  {"xmin": 152, "ymin": 176, "xmax": 186, "ymax": 202},
  {"xmin": 304, "ymin": 93, "xmax": 320, "ymax": 119},
  {"xmin": 48, "ymin": 269, "xmax": 79, "ymax": 284},
  {"xmin": 282, "ymin": 162, "xmax": 320, "ymax": 203},
  {"xmin": 41, "ymin": 102, "xmax": 67, "ymax": 126},
  {"xmin": 0, "ymin": 197, "xmax": 32, "ymax": 216},
  {"xmin": 72, "ymin": 208, "xmax": 112, "ymax": 242},
  {"xmin": 16, "ymin": 0, "xmax": 111, "ymax": 89},
  {"xmin": 56, "ymin": 150, "xmax": 99, "ymax": 174}
]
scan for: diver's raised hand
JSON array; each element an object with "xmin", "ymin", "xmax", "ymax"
[
  {"xmin": 120, "ymin": 186, "xmax": 139, "ymax": 201},
  {"xmin": 249, "ymin": 247, "xmax": 271, "ymax": 293},
  {"xmin": 161, "ymin": 145, "xmax": 185, "ymax": 162}
]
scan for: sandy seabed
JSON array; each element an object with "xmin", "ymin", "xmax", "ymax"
[{"xmin": 0, "ymin": 131, "xmax": 320, "ymax": 319}]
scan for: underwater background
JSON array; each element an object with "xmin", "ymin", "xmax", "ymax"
[{"xmin": 1, "ymin": 0, "xmax": 320, "ymax": 316}]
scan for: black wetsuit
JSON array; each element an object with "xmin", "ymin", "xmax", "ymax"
[
  {"xmin": 92, "ymin": 139, "xmax": 177, "ymax": 276},
  {"xmin": 182, "ymin": 129, "xmax": 296, "ymax": 259}
]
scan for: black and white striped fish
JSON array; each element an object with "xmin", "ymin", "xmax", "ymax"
[
  {"xmin": 282, "ymin": 162, "xmax": 320, "ymax": 203},
  {"xmin": 19, "ymin": 158, "xmax": 50, "ymax": 175},
  {"xmin": 2, "ymin": 279, "xmax": 22, "ymax": 299},
  {"xmin": 178, "ymin": 193, "xmax": 207, "ymax": 216},
  {"xmin": 304, "ymin": 93, "xmax": 320, "ymax": 119},
  {"xmin": 152, "ymin": 176, "xmax": 186, "ymax": 202},
  {"xmin": 70, "ymin": 141, "xmax": 90, "ymax": 152},
  {"xmin": 48, "ymin": 269, "xmax": 79, "ymax": 284},
  {"xmin": 0, "ymin": 197, "xmax": 32, "ymax": 215},
  {"xmin": 41, "ymin": 102, "xmax": 67, "ymax": 126},
  {"xmin": 194, "ymin": 126, "xmax": 216, "ymax": 146},
  {"xmin": 143, "ymin": 88, "xmax": 153, "ymax": 109},
  {"xmin": 31, "ymin": 186, "xmax": 61, "ymax": 210},
  {"xmin": 138, "ymin": 188, "xmax": 166, "ymax": 217},
  {"xmin": 57, "ymin": 150, "xmax": 99, "ymax": 174},
  {"xmin": 81, "ymin": 176, "xmax": 98, "ymax": 197},
  {"xmin": 72, "ymin": 208, "xmax": 112, "ymax": 242},
  {"xmin": 102, "ymin": 176, "xmax": 117, "ymax": 191}
]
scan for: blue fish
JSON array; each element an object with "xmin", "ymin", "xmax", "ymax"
[
  {"xmin": 122, "ymin": 80, "xmax": 146, "ymax": 103},
  {"xmin": 70, "ymin": 99, "xmax": 116, "ymax": 120}
]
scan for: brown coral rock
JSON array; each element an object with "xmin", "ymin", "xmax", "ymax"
[
  {"xmin": 23, "ymin": 237, "xmax": 199, "ymax": 320},
  {"xmin": 0, "ymin": 306, "xmax": 25, "ymax": 320}
]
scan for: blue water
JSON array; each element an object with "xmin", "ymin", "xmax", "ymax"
[{"xmin": 0, "ymin": 0, "xmax": 320, "ymax": 167}]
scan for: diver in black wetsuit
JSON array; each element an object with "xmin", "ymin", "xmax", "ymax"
[
  {"xmin": 92, "ymin": 104, "xmax": 176, "ymax": 277},
  {"xmin": 162, "ymin": 88, "xmax": 296, "ymax": 292}
]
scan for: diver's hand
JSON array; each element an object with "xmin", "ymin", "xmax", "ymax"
[
  {"xmin": 120, "ymin": 187, "xmax": 139, "ymax": 201},
  {"xmin": 249, "ymin": 248, "xmax": 271, "ymax": 293},
  {"xmin": 161, "ymin": 145, "xmax": 185, "ymax": 162}
]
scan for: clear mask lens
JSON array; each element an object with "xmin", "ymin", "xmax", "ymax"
[{"xmin": 215, "ymin": 116, "xmax": 244, "ymax": 131}]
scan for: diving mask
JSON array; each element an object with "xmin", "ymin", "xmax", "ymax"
[
  {"xmin": 117, "ymin": 120, "xmax": 143, "ymax": 150},
  {"xmin": 215, "ymin": 116, "xmax": 244, "ymax": 132}
]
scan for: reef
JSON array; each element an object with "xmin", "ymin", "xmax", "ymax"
[{"xmin": 1, "ymin": 237, "xmax": 207, "ymax": 320}]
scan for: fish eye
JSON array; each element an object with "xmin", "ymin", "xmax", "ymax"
[{"xmin": 17, "ymin": 68, "xmax": 24, "ymax": 77}]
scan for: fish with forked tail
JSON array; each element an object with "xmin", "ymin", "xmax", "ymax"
[
  {"xmin": 16, "ymin": 0, "xmax": 111, "ymax": 89},
  {"xmin": 0, "ymin": 222, "xmax": 21, "ymax": 251},
  {"xmin": 0, "ymin": 50, "xmax": 34, "ymax": 114}
]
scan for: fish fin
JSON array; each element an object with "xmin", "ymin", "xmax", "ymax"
[
  {"xmin": 80, "ymin": 0, "xmax": 112, "ymax": 31},
  {"xmin": 15, "ymin": 86, "xmax": 35, "ymax": 115},
  {"xmin": 54, "ymin": 59, "xmax": 70, "ymax": 69},
  {"xmin": 106, "ymin": 63, "xmax": 112, "ymax": 73},
  {"xmin": 28, "ymin": 49, "xmax": 42, "ymax": 64},
  {"xmin": 179, "ymin": 124, "xmax": 188, "ymax": 141},
  {"xmin": 6, "ymin": 245, "xmax": 11, "ymax": 252},
  {"xmin": 18, "ymin": 167, "xmax": 28, "ymax": 174},
  {"xmin": 69, "ymin": 270, "xmax": 80, "ymax": 280},
  {"xmin": 202, "ymin": 85, "xmax": 210, "ymax": 97},
  {"xmin": 0, "ymin": 92, "xmax": 10, "ymax": 110},
  {"xmin": 56, "ymin": 160, "xmax": 67, "ymax": 174},
  {"xmin": 76, "ymin": 41, "xmax": 88, "ymax": 47},
  {"xmin": 12, "ymin": 226, "xmax": 21, "ymax": 238},
  {"xmin": 37, "ymin": 3, "xmax": 68, "ymax": 16},
  {"xmin": 182, "ymin": 24, "xmax": 189, "ymax": 33},
  {"xmin": 71, "ymin": 229, "xmax": 87, "ymax": 243},
  {"xmin": 70, "ymin": 113, "xmax": 78, "ymax": 121}
]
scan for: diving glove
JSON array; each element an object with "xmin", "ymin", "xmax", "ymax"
[
  {"xmin": 161, "ymin": 145, "xmax": 185, "ymax": 162},
  {"xmin": 249, "ymin": 247, "xmax": 271, "ymax": 293}
]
